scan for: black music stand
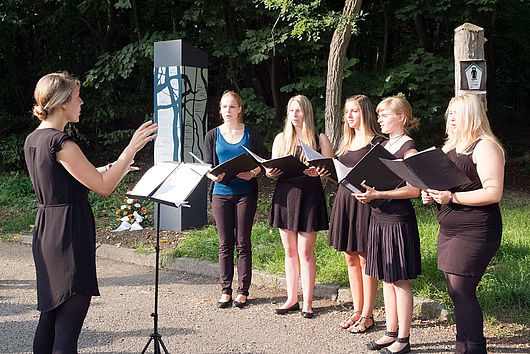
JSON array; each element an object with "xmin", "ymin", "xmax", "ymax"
[{"xmin": 127, "ymin": 161, "xmax": 210, "ymax": 353}]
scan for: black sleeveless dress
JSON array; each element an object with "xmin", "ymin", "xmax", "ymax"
[
  {"xmin": 437, "ymin": 140, "xmax": 502, "ymax": 277},
  {"xmin": 269, "ymin": 144, "xmax": 328, "ymax": 232},
  {"xmin": 328, "ymin": 136, "xmax": 385, "ymax": 252},
  {"xmin": 24, "ymin": 128, "xmax": 100, "ymax": 312},
  {"xmin": 365, "ymin": 140, "xmax": 421, "ymax": 282}
]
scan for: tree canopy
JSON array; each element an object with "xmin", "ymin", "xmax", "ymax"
[{"xmin": 1, "ymin": 0, "xmax": 529, "ymax": 172}]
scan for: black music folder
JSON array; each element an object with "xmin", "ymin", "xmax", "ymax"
[
  {"xmin": 208, "ymin": 153, "xmax": 258, "ymax": 185},
  {"xmin": 243, "ymin": 146, "xmax": 307, "ymax": 179},
  {"xmin": 340, "ymin": 143, "xmax": 403, "ymax": 207},
  {"xmin": 379, "ymin": 146, "xmax": 471, "ymax": 190},
  {"xmin": 299, "ymin": 140, "xmax": 339, "ymax": 182},
  {"xmin": 127, "ymin": 161, "xmax": 210, "ymax": 207}
]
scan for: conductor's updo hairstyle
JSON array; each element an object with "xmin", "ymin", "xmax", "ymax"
[
  {"xmin": 376, "ymin": 96, "xmax": 419, "ymax": 133},
  {"xmin": 33, "ymin": 72, "xmax": 80, "ymax": 121}
]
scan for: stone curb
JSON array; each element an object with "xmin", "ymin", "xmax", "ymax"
[{"xmin": 6, "ymin": 233, "xmax": 447, "ymax": 321}]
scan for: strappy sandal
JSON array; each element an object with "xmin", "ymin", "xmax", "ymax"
[
  {"xmin": 339, "ymin": 310, "xmax": 361, "ymax": 329},
  {"xmin": 366, "ymin": 330, "xmax": 398, "ymax": 350},
  {"xmin": 348, "ymin": 315, "xmax": 374, "ymax": 334}
]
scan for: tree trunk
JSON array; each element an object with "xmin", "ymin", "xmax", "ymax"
[
  {"xmin": 131, "ymin": 0, "xmax": 142, "ymax": 41},
  {"xmin": 414, "ymin": 13, "xmax": 427, "ymax": 49},
  {"xmin": 379, "ymin": 0, "xmax": 388, "ymax": 70},
  {"xmin": 325, "ymin": 0, "xmax": 363, "ymax": 149}
]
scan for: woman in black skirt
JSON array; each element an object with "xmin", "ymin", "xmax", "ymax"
[
  {"xmin": 24, "ymin": 72, "xmax": 157, "ymax": 353},
  {"xmin": 204, "ymin": 90, "xmax": 264, "ymax": 309},
  {"xmin": 355, "ymin": 96, "xmax": 421, "ymax": 354},
  {"xmin": 422, "ymin": 94, "xmax": 504, "ymax": 354},
  {"xmin": 327, "ymin": 95, "xmax": 384, "ymax": 333},
  {"xmin": 266, "ymin": 95, "xmax": 333, "ymax": 318}
]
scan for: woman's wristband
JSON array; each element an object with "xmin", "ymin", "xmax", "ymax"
[{"xmin": 449, "ymin": 192, "xmax": 454, "ymax": 203}]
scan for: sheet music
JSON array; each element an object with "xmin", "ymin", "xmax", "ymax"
[
  {"xmin": 128, "ymin": 161, "xmax": 179, "ymax": 197},
  {"xmin": 242, "ymin": 146, "xmax": 266, "ymax": 163},
  {"xmin": 333, "ymin": 159, "xmax": 352, "ymax": 182},
  {"xmin": 152, "ymin": 163, "xmax": 206, "ymax": 206}
]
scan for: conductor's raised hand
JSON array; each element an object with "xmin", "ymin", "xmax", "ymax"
[
  {"xmin": 207, "ymin": 172, "xmax": 225, "ymax": 183},
  {"xmin": 421, "ymin": 190, "xmax": 435, "ymax": 204},
  {"xmin": 127, "ymin": 121, "xmax": 158, "ymax": 153},
  {"xmin": 265, "ymin": 167, "xmax": 282, "ymax": 178}
]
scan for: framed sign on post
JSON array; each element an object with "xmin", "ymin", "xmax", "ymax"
[{"xmin": 153, "ymin": 39, "xmax": 208, "ymax": 231}]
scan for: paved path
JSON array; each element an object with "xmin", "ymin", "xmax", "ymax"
[{"xmin": 0, "ymin": 241, "xmax": 524, "ymax": 353}]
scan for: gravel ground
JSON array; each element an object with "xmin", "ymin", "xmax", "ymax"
[{"xmin": 1, "ymin": 241, "xmax": 528, "ymax": 353}]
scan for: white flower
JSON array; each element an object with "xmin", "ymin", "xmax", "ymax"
[
  {"xmin": 134, "ymin": 203, "xmax": 141, "ymax": 208},
  {"xmin": 126, "ymin": 198, "xmax": 134, "ymax": 204},
  {"xmin": 120, "ymin": 205, "xmax": 127, "ymax": 210}
]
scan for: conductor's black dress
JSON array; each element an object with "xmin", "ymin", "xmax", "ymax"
[{"xmin": 24, "ymin": 128, "xmax": 100, "ymax": 312}]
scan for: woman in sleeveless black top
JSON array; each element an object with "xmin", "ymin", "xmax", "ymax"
[
  {"xmin": 355, "ymin": 97, "xmax": 420, "ymax": 354},
  {"xmin": 266, "ymin": 95, "xmax": 333, "ymax": 318},
  {"xmin": 422, "ymin": 94, "xmax": 504, "ymax": 354},
  {"xmin": 326, "ymin": 95, "xmax": 384, "ymax": 333},
  {"xmin": 24, "ymin": 72, "xmax": 157, "ymax": 352}
]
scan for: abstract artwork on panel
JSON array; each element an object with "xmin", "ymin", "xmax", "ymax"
[{"xmin": 154, "ymin": 66, "xmax": 208, "ymax": 164}]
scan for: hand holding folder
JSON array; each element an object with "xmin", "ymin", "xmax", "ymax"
[
  {"xmin": 242, "ymin": 146, "xmax": 307, "ymax": 179},
  {"xmin": 189, "ymin": 151, "xmax": 258, "ymax": 185}
]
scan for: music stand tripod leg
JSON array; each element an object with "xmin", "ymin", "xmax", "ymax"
[{"xmin": 141, "ymin": 202, "xmax": 169, "ymax": 354}]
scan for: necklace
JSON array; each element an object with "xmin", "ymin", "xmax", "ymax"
[{"xmin": 387, "ymin": 134, "xmax": 404, "ymax": 148}]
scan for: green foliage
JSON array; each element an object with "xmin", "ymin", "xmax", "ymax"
[
  {"xmin": 0, "ymin": 172, "xmax": 37, "ymax": 210},
  {"xmin": 240, "ymin": 88, "xmax": 281, "ymax": 146},
  {"xmin": 343, "ymin": 49, "xmax": 453, "ymax": 148},
  {"xmin": 0, "ymin": 133, "xmax": 25, "ymax": 168}
]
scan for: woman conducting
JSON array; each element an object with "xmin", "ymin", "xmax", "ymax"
[{"xmin": 25, "ymin": 72, "xmax": 157, "ymax": 352}]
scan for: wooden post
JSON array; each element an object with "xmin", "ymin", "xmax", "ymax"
[{"xmin": 454, "ymin": 23, "xmax": 487, "ymax": 108}]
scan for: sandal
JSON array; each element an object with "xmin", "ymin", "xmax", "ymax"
[
  {"xmin": 348, "ymin": 315, "xmax": 374, "ymax": 334},
  {"xmin": 339, "ymin": 311, "xmax": 361, "ymax": 329},
  {"xmin": 367, "ymin": 331, "xmax": 398, "ymax": 350}
]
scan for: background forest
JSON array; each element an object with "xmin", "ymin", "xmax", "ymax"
[{"xmin": 1, "ymin": 0, "xmax": 529, "ymax": 172}]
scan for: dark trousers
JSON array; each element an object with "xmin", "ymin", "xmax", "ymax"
[
  {"xmin": 33, "ymin": 293, "xmax": 91, "ymax": 354},
  {"xmin": 212, "ymin": 193, "xmax": 257, "ymax": 296},
  {"xmin": 444, "ymin": 272, "xmax": 487, "ymax": 354}
]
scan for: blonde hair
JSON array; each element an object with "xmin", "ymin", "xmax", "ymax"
[
  {"xmin": 376, "ymin": 96, "xmax": 419, "ymax": 133},
  {"xmin": 33, "ymin": 72, "xmax": 80, "ymax": 121},
  {"xmin": 219, "ymin": 90, "xmax": 244, "ymax": 122},
  {"xmin": 337, "ymin": 95, "xmax": 382, "ymax": 156},
  {"xmin": 277, "ymin": 95, "xmax": 317, "ymax": 161},
  {"xmin": 443, "ymin": 94, "xmax": 504, "ymax": 156}
]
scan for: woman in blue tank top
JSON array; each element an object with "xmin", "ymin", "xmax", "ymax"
[{"xmin": 204, "ymin": 91, "xmax": 265, "ymax": 309}]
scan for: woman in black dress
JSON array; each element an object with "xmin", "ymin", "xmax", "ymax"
[
  {"xmin": 355, "ymin": 97, "xmax": 421, "ymax": 354},
  {"xmin": 266, "ymin": 95, "xmax": 333, "ymax": 318},
  {"xmin": 204, "ymin": 90, "xmax": 264, "ymax": 309},
  {"xmin": 24, "ymin": 72, "xmax": 157, "ymax": 353},
  {"xmin": 422, "ymin": 94, "xmax": 504, "ymax": 354},
  {"xmin": 327, "ymin": 95, "xmax": 384, "ymax": 333}
]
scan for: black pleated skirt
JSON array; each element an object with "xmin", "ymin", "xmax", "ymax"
[{"xmin": 365, "ymin": 211, "xmax": 421, "ymax": 282}]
